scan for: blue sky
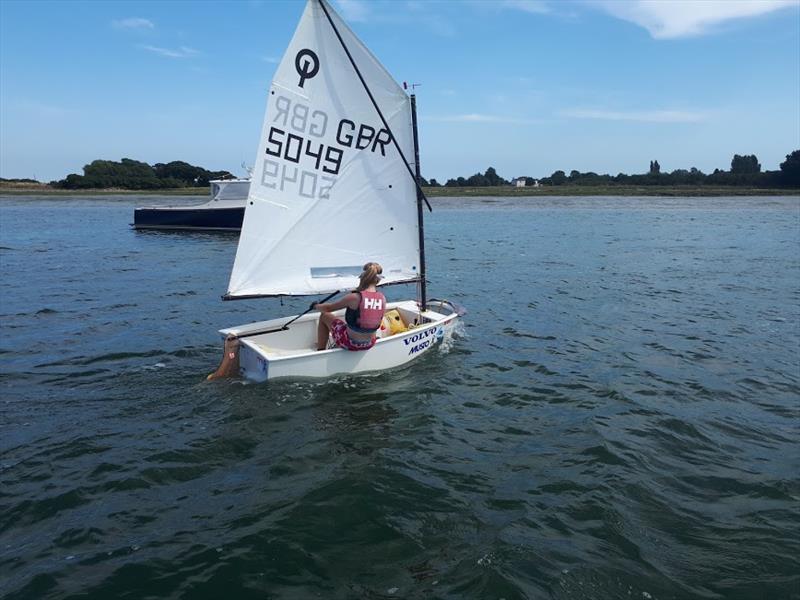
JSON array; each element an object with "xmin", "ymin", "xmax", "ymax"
[{"xmin": 1, "ymin": 0, "xmax": 798, "ymax": 183}]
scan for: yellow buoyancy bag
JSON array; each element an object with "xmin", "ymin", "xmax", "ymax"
[{"xmin": 383, "ymin": 309, "xmax": 407, "ymax": 335}]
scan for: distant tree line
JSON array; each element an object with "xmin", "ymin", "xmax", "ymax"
[
  {"xmin": 422, "ymin": 151, "xmax": 800, "ymax": 189},
  {"xmin": 0, "ymin": 177, "xmax": 40, "ymax": 184},
  {"xmin": 51, "ymin": 158, "xmax": 235, "ymax": 190},
  {"xmin": 30, "ymin": 150, "xmax": 800, "ymax": 190},
  {"xmin": 421, "ymin": 166, "xmax": 508, "ymax": 188}
]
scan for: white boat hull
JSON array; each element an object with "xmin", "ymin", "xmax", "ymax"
[{"xmin": 220, "ymin": 299, "xmax": 460, "ymax": 381}]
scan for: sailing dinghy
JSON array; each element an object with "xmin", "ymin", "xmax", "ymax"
[{"xmin": 216, "ymin": 0, "xmax": 462, "ymax": 382}]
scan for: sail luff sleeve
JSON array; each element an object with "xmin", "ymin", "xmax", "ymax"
[{"xmin": 316, "ymin": 0, "xmax": 432, "ymax": 213}]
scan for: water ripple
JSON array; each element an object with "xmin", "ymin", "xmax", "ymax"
[{"xmin": 0, "ymin": 195, "xmax": 798, "ymax": 599}]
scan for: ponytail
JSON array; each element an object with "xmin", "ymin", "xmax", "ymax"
[{"xmin": 357, "ymin": 262, "xmax": 383, "ymax": 291}]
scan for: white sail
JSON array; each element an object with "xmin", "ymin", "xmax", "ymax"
[{"xmin": 226, "ymin": 0, "xmax": 420, "ymax": 298}]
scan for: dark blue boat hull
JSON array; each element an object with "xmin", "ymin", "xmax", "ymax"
[{"xmin": 133, "ymin": 207, "xmax": 244, "ymax": 231}]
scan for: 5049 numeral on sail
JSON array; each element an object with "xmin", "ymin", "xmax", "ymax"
[
  {"xmin": 265, "ymin": 127, "xmax": 343, "ymax": 175},
  {"xmin": 262, "ymin": 159, "xmax": 335, "ymax": 199}
]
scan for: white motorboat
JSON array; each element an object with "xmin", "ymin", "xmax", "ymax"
[{"xmin": 133, "ymin": 178, "xmax": 250, "ymax": 231}]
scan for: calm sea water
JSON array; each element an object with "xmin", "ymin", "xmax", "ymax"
[{"xmin": 1, "ymin": 195, "xmax": 798, "ymax": 600}]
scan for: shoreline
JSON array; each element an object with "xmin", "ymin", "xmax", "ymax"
[
  {"xmin": 0, "ymin": 184, "xmax": 798, "ymax": 198},
  {"xmin": 426, "ymin": 186, "xmax": 800, "ymax": 197},
  {"xmin": 0, "ymin": 186, "xmax": 212, "ymax": 197}
]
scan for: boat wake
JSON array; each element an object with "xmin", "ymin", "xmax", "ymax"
[{"xmin": 439, "ymin": 317, "xmax": 468, "ymax": 355}]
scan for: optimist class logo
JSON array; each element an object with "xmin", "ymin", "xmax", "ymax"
[{"xmin": 295, "ymin": 49, "xmax": 319, "ymax": 88}]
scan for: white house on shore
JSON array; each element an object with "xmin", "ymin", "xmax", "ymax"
[{"xmin": 512, "ymin": 177, "xmax": 540, "ymax": 188}]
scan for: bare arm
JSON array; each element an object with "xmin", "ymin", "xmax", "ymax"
[{"xmin": 315, "ymin": 292, "xmax": 359, "ymax": 313}]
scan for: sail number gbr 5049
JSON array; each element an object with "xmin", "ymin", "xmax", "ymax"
[{"xmin": 261, "ymin": 94, "xmax": 392, "ymax": 200}]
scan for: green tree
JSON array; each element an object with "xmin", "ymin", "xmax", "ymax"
[
  {"xmin": 730, "ymin": 154, "xmax": 760, "ymax": 174},
  {"xmin": 483, "ymin": 167, "xmax": 506, "ymax": 186},
  {"xmin": 550, "ymin": 170, "xmax": 567, "ymax": 185},
  {"xmin": 153, "ymin": 161, "xmax": 198, "ymax": 185},
  {"xmin": 649, "ymin": 160, "xmax": 660, "ymax": 174},
  {"xmin": 465, "ymin": 172, "xmax": 488, "ymax": 186},
  {"xmin": 153, "ymin": 161, "xmax": 234, "ymax": 186},
  {"xmin": 53, "ymin": 157, "xmax": 233, "ymax": 190},
  {"xmin": 444, "ymin": 176, "xmax": 467, "ymax": 187},
  {"xmin": 575, "ymin": 171, "xmax": 602, "ymax": 186},
  {"xmin": 779, "ymin": 150, "xmax": 800, "ymax": 186}
]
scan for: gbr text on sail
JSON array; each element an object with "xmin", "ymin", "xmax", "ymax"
[{"xmin": 261, "ymin": 93, "xmax": 392, "ymax": 200}]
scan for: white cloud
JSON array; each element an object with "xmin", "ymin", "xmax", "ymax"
[
  {"xmin": 500, "ymin": 0, "xmax": 550, "ymax": 15},
  {"xmin": 141, "ymin": 45, "xmax": 200, "ymax": 59},
  {"xmin": 404, "ymin": 1, "xmax": 457, "ymax": 35},
  {"xmin": 334, "ymin": 0, "xmax": 370, "ymax": 22},
  {"xmin": 262, "ymin": 56, "xmax": 280, "ymax": 64},
  {"xmin": 466, "ymin": 0, "xmax": 551, "ymax": 16},
  {"xmin": 329, "ymin": 1, "xmax": 457, "ymax": 36},
  {"xmin": 559, "ymin": 108, "xmax": 705, "ymax": 123},
  {"xmin": 424, "ymin": 16, "xmax": 457, "ymax": 37},
  {"xmin": 112, "ymin": 17, "xmax": 154, "ymax": 30},
  {"xmin": 593, "ymin": 0, "xmax": 797, "ymax": 39},
  {"xmin": 428, "ymin": 113, "xmax": 538, "ymax": 124},
  {"xmin": 12, "ymin": 100, "xmax": 76, "ymax": 119}
]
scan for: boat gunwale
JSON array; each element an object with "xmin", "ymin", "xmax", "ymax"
[{"xmin": 233, "ymin": 300, "xmax": 458, "ymax": 363}]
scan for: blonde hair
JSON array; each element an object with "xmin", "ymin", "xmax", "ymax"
[{"xmin": 357, "ymin": 262, "xmax": 383, "ymax": 291}]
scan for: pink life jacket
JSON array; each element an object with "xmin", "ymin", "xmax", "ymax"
[{"xmin": 345, "ymin": 291, "xmax": 385, "ymax": 333}]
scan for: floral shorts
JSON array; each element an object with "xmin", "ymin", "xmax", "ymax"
[{"xmin": 330, "ymin": 319, "xmax": 376, "ymax": 351}]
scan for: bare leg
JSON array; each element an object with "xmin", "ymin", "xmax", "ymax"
[
  {"xmin": 317, "ymin": 312, "xmax": 336, "ymax": 350},
  {"xmin": 207, "ymin": 335, "xmax": 240, "ymax": 380}
]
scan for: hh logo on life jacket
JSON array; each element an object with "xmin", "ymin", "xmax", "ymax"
[{"xmin": 363, "ymin": 298, "xmax": 383, "ymax": 310}]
